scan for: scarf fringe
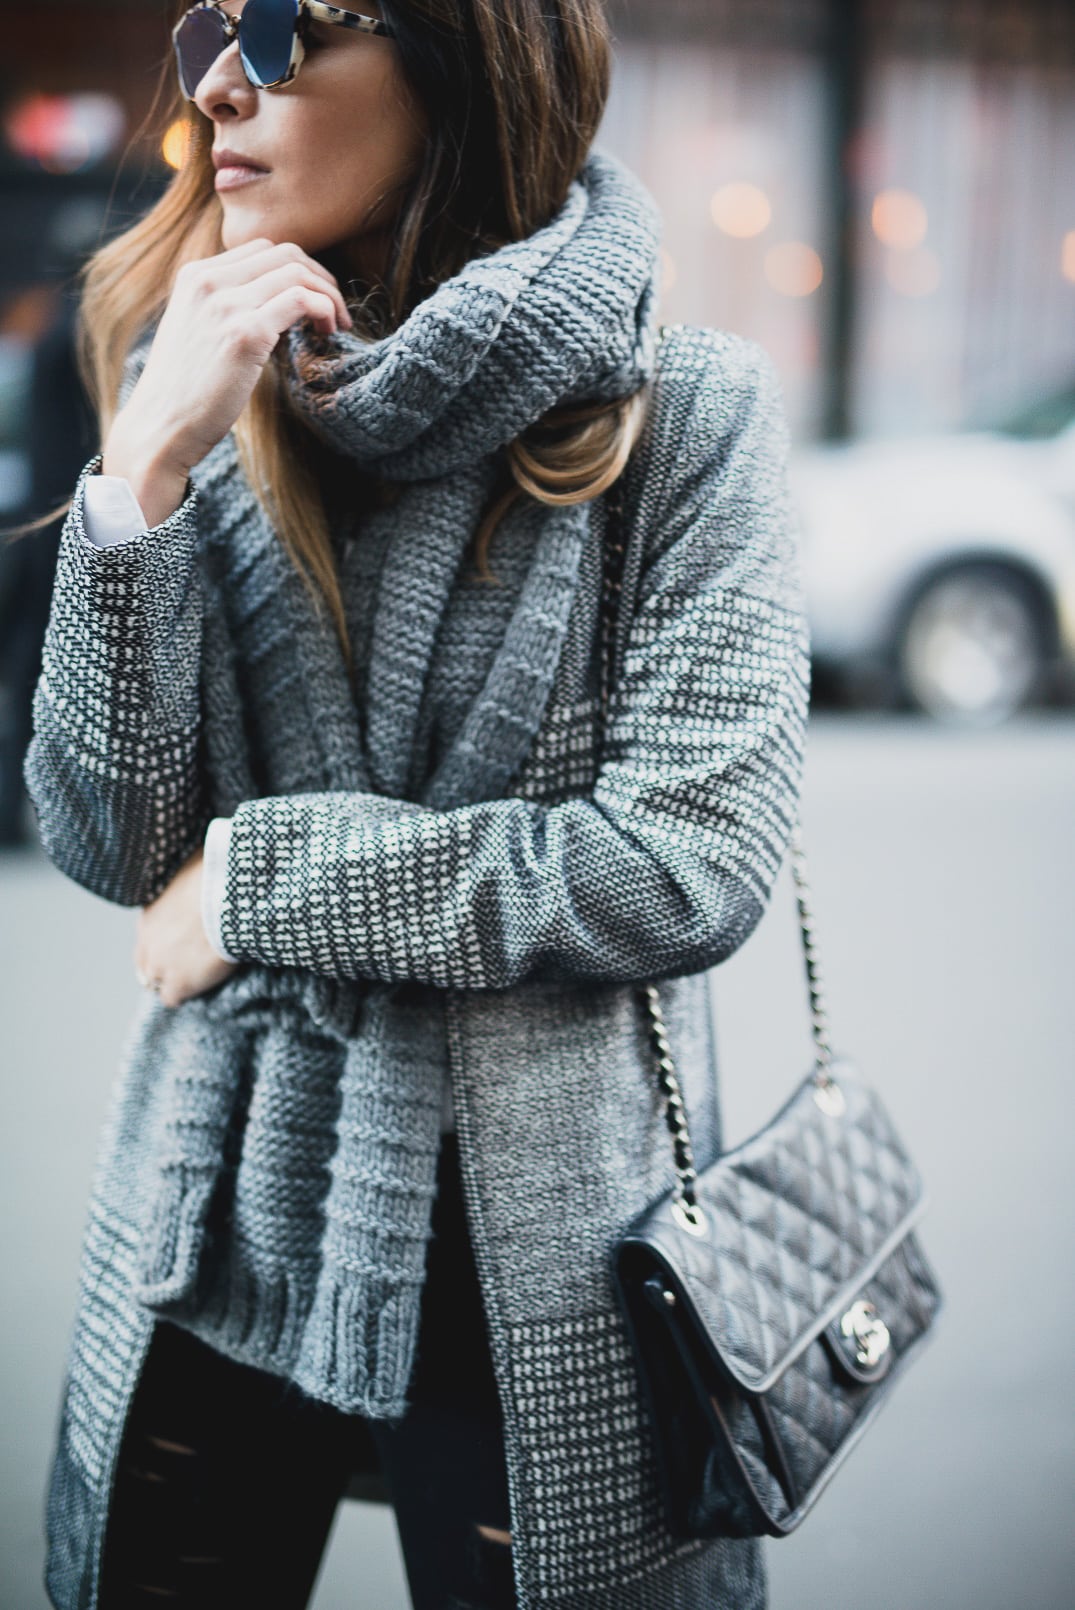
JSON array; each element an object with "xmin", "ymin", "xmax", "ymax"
[
  {"xmin": 194, "ymin": 1243, "xmax": 309, "ymax": 1364},
  {"xmin": 133, "ymin": 1165, "xmax": 216, "ymax": 1306},
  {"xmin": 293, "ymin": 1271, "xmax": 423, "ymax": 1418},
  {"xmin": 133, "ymin": 1154, "xmax": 432, "ymax": 1419}
]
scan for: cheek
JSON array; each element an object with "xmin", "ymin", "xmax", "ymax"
[
  {"xmin": 299, "ymin": 66, "xmax": 427, "ymax": 227},
  {"xmin": 278, "ymin": 153, "xmax": 388, "ymax": 250},
  {"xmin": 217, "ymin": 67, "xmax": 426, "ymax": 254}
]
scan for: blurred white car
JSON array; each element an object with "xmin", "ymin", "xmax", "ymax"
[{"xmin": 788, "ymin": 384, "xmax": 1075, "ymax": 724}]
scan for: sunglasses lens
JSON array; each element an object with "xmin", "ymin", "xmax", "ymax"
[
  {"xmin": 238, "ymin": 0, "xmax": 300, "ymax": 88},
  {"xmin": 174, "ymin": 7, "xmax": 230, "ymax": 97}
]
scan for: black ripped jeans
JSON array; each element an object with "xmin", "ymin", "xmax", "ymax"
[{"xmin": 98, "ymin": 1132, "xmax": 517, "ymax": 1610}]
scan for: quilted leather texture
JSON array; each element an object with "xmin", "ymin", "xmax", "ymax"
[
  {"xmin": 623, "ymin": 1058, "xmax": 927, "ymax": 1390},
  {"xmin": 612, "ymin": 1058, "xmax": 943, "ymax": 1537},
  {"xmin": 703, "ymin": 1229, "xmax": 941, "ymax": 1532}
]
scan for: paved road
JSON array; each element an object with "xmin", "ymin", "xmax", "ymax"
[{"xmin": 2, "ymin": 712, "xmax": 1072, "ymax": 1610}]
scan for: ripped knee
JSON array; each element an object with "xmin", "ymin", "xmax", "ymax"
[
  {"xmin": 474, "ymin": 1523, "xmax": 512, "ymax": 1547},
  {"xmin": 145, "ymin": 1434, "xmax": 197, "ymax": 1455}
]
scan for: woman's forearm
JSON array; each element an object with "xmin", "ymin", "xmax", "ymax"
[
  {"xmin": 101, "ymin": 413, "xmax": 193, "ymax": 532},
  {"xmin": 23, "ymin": 452, "xmax": 209, "ymax": 907}
]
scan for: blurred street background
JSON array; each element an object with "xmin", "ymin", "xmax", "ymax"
[{"xmin": 1, "ymin": 1, "xmax": 1074, "ymax": 1606}]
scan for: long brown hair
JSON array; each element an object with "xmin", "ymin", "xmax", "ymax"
[{"xmin": 6, "ymin": 0, "xmax": 648, "ymax": 672}]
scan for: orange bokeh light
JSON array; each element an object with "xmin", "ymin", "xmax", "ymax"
[
  {"xmin": 764, "ymin": 242, "xmax": 824, "ymax": 298},
  {"xmin": 872, "ymin": 188, "xmax": 928, "ymax": 250},
  {"xmin": 1062, "ymin": 230, "xmax": 1075, "ymax": 285},
  {"xmin": 162, "ymin": 118, "xmax": 194, "ymax": 171},
  {"xmin": 710, "ymin": 183, "xmax": 772, "ymax": 239}
]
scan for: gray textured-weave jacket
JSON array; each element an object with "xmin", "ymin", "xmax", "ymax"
[{"xmin": 28, "ymin": 322, "xmax": 810, "ymax": 1610}]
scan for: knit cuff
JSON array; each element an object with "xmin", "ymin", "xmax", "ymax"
[{"xmin": 67, "ymin": 451, "xmax": 198, "ymax": 563}]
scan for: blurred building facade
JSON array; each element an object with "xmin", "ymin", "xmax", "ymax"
[
  {"xmin": 602, "ymin": 0, "xmax": 1075, "ymax": 438},
  {"xmin": 1, "ymin": 0, "xmax": 1072, "ymax": 460}
]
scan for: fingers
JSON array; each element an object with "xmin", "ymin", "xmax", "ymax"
[
  {"xmin": 189, "ymin": 239, "xmax": 352, "ymax": 327},
  {"xmin": 226, "ymin": 240, "xmax": 344, "ymax": 302},
  {"xmin": 255, "ymin": 285, "xmax": 349, "ymax": 343},
  {"xmin": 130, "ymin": 236, "xmax": 356, "ymax": 503},
  {"xmin": 133, "ymin": 933, "xmax": 160, "ymax": 996},
  {"xmin": 224, "ymin": 259, "xmax": 353, "ymax": 332}
]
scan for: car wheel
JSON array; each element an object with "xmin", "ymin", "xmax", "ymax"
[{"xmin": 896, "ymin": 561, "xmax": 1053, "ymax": 726}]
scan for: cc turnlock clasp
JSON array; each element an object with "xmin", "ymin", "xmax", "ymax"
[{"xmin": 839, "ymin": 1299, "xmax": 891, "ymax": 1369}]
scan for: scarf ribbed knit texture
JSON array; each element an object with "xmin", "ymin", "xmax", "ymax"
[{"xmin": 130, "ymin": 149, "xmax": 663, "ymax": 1418}]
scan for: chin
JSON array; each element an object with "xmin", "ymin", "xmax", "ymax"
[
  {"xmin": 220, "ymin": 215, "xmax": 267, "ymax": 250},
  {"xmin": 218, "ymin": 202, "xmax": 340, "ymax": 262}
]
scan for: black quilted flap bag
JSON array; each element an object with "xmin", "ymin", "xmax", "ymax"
[
  {"xmin": 611, "ymin": 1043, "xmax": 943, "ymax": 1538},
  {"xmin": 599, "ymin": 462, "xmax": 943, "ymax": 1540}
]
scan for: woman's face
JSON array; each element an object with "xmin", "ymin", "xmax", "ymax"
[{"xmin": 192, "ymin": 0, "xmax": 427, "ymax": 274}]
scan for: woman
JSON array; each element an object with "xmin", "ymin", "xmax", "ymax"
[{"xmin": 25, "ymin": 1, "xmax": 811, "ymax": 1606}]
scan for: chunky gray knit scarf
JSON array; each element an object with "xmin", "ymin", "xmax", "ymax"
[
  {"xmin": 283, "ymin": 147, "xmax": 659, "ymax": 808},
  {"xmin": 131, "ymin": 148, "xmax": 663, "ymax": 1418}
]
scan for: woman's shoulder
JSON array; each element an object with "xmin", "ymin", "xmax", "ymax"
[
  {"xmin": 649, "ymin": 321, "xmax": 787, "ymax": 436},
  {"xmin": 619, "ymin": 322, "xmax": 800, "ymax": 596},
  {"xmin": 624, "ymin": 322, "xmax": 791, "ymax": 508}
]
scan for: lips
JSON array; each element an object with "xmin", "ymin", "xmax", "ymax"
[
  {"xmin": 212, "ymin": 147, "xmax": 271, "ymax": 193},
  {"xmin": 212, "ymin": 148, "xmax": 270, "ymax": 173}
]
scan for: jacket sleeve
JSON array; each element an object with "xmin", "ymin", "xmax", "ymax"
[
  {"xmin": 22, "ymin": 450, "xmax": 209, "ymax": 907},
  {"xmin": 214, "ymin": 337, "xmax": 812, "ymax": 990}
]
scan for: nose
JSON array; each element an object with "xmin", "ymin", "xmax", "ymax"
[{"xmin": 192, "ymin": 35, "xmax": 258, "ymax": 123}]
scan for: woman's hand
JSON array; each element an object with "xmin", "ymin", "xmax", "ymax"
[
  {"xmin": 103, "ymin": 237, "xmax": 355, "ymax": 506},
  {"xmin": 134, "ymin": 845, "xmax": 238, "ymax": 1009}
]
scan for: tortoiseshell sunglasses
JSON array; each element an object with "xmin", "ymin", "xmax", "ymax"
[{"xmin": 172, "ymin": 0, "xmax": 392, "ymax": 100}]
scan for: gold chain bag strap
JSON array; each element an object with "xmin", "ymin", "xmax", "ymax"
[{"xmin": 601, "ymin": 435, "xmax": 944, "ymax": 1540}]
